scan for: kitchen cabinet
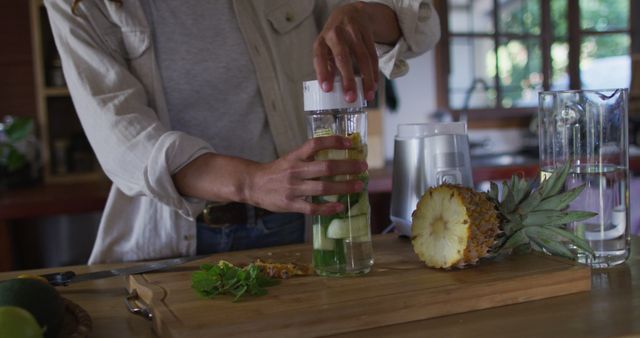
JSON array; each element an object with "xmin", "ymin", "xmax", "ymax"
[
  {"xmin": 29, "ymin": 0, "xmax": 105, "ymax": 183},
  {"xmin": 0, "ymin": 180, "xmax": 111, "ymax": 271}
]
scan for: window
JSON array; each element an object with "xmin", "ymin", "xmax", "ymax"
[{"xmin": 435, "ymin": 0, "xmax": 635, "ymax": 117}]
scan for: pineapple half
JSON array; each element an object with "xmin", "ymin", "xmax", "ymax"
[{"xmin": 411, "ymin": 165, "xmax": 597, "ymax": 269}]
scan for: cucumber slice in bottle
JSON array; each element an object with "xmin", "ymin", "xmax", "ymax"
[
  {"xmin": 322, "ymin": 195, "xmax": 340, "ymax": 202},
  {"xmin": 313, "ymin": 223, "xmax": 335, "ymax": 250},
  {"xmin": 326, "ymin": 214, "xmax": 369, "ymax": 239},
  {"xmin": 316, "ymin": 149, "xmax": 349, "ymax": 161},
  {"xmin": 350, "ymin": 235, "xmax": 371, "ymax": 243},
  {"xmin": 313, "ymin": 128, "xmax": 334, "ymax": 137},
  {"xmin": 346, "ymin": 193, "xmax": 369, "ymax": 216}
]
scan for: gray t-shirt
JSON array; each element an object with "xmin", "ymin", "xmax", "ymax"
[{"xmin": 141, "ymin": 1, "xmax": 278, "ymax": 163}]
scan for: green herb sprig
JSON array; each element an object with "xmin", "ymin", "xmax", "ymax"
[{"xmin": 191, "ymin": 261, "xmax": 278, "ymax": 302}]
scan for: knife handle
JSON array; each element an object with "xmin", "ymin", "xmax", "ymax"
[{"xmin": 40, "ymin": 271, "xmax": 76, "ymax": 286}]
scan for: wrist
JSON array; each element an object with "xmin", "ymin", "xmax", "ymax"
[
  {"xmin": 356, "ymin": 1, "xmax": 400, "ymax": 44},
  {"xmin": 238, "ymin": 160, "xmax": 260, "ymax": 206}
]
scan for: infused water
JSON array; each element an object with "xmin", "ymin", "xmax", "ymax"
[{"xmin": 542, "ymin": 164, "xmax": 630, "ymax": 267}]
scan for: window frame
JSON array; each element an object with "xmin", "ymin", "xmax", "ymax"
[{"xmin": 434, "ymin": 0, "xmax": 637, "ymax": 120}]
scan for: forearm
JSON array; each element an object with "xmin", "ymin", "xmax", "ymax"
[
  {"xmin": 172, "ymin": 153, "xmax": 257, "ymax": 204},
  {"xmin": 357, "ymin": 1, "xmax": 400, "ymax": 45},
  {"xmin": 172, "ymin": 136, "xmax": 367, "ymax": 216}
]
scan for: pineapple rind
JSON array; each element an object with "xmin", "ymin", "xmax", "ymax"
[{"xmin": 411, "ymin": 184, "xmax": 500, "ymax": 269}]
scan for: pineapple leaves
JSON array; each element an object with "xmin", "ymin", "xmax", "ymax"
[
  {"xmin": 500, "ymin": 175, "xmax": 532, "ymax": 213},
  {"xmin": 539, "ymin": 225, "xmax": 594, "ymax": 257},
  {"xmin": 525, "ymin": 226, "xmax": 594, "ymax": 259},
  {"xmin": 522, "ymin": 210, "xmax": 597, "ymax": 227},
  {"xmin": 495, "ymin": 164, "xmax": 598, "ymax": 262},
  {"xmin": 539, "ymin": 163, "xmax": 570, "ymax": 199},
  {"xmin": 512, "ymin": 175, "xmax": 530, "ymax": 204},
  {"xmin": 534, "ymin": 184, "xmax": 586, "ymax": 212},
  {"xmin": 502, "ymin": 220, "xmax": 522, "ymax": 235},
  {"xmin": 499, "ymin": 225, "xmax": 594, "ymax": 260},
  {"xmin": 488, "ymin": 182, "xmax": 500, "ymax": 202},
  {"xmin": 516, "ymin": 188, "xmax": 542, "ymax": 216},
  {"xmin": 501, "ymin": 181, "xmax": 516, "ymax": 212},
  {"xmin": 498, "ymin": 229, "xmax": 529, "ymax": 254},
  {"xmin": 525, "ymin": 227, "xmax": 574, "ymax": 259}
]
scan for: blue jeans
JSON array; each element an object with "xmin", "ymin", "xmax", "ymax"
[{"xmin": 196, "ymin": 212, "xmax": 305, "ymax": 255}]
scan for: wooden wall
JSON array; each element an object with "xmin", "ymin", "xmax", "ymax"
[{"xmin": 0, "ymin": 1, "xmax": 36, "ymax": 119}]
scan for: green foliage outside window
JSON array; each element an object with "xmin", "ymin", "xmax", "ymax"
[{"xmin": 450, "ymin": 0, "xmax": 631, "ymax": 109}]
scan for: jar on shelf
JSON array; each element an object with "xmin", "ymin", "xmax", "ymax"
[{"xmin": 48, "ymin": 57, "xmax": 66, "ymax": 87}]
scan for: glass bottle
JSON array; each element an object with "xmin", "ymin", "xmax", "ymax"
[{"xmin": 303, "ymin": 77, "xmax": 374, "ymax": 277}]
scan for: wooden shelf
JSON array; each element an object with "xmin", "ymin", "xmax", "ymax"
[
  {"xmin": 43, "ymin": 86, "xmax": 69, "ymax": 97},
  {"xmin": 30, "ymin": 0, "xmax": 102, "ymax": 185}
]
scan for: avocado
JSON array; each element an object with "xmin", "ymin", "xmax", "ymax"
[{"xmin": 0, "ymin": 278, "xmax": 64, "ymax": 338}]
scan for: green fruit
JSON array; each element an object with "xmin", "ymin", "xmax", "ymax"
[
  {"xmin": 312, "ymin": 223, "xmax": 335, "ymax": 250},
  {"xmin": 0, "ymin": 306, "xmax": 44, "ymax": 338},
  {"xmin": 326, "ymin": 214, "xmax": 369, "ymax": 239},
  {"xmin": 0, "ymin": 279, "xmax": 64, "ymax": 338},
  {"xmin": 346, "ymin": 193, "xmax": 369, "ymax": 216}
]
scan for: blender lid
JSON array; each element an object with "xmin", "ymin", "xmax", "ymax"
[{"xmin": 396, "ymin": 122, "xmax": 468, "ymax": 139}]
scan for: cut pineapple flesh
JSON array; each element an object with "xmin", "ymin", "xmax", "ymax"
[
  {"xmin": 411, "ymin": 188, "xmax": 469, "ymax": 268},
  {"xmin": 411, "ymin": 185, "xmax": 500, "ymax": 269}
]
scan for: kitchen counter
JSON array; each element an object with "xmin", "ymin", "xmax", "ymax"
[{"xmin": 0, "ymin": 235, "xmax": 638, "ymax": 338}]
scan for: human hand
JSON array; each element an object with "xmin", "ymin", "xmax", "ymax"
[
  {"xmin": 314, "ymin": 2, "xmax": 400, "ymax": 103},
  {"xmin": 245, "ymin": 136, "xmax": 367, "ymax": 216}
]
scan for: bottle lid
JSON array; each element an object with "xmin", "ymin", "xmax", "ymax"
[{"xmin": 303, "ymin": 76, "xmax": 366, "ymax": 111}]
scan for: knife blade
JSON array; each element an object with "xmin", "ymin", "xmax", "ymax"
[{"xmin": 40, "ymin": 255, "xmax": 204, "ymax": 286}]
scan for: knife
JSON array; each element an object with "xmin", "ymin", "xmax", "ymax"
[{"xmin": 40, "ymin": 255, "xmax": 204, "ymax": 286}]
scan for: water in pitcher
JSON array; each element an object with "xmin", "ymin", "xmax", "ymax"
[{"xmin": 541, "ymin": 164, "xmax": 630, "ymax": 267}]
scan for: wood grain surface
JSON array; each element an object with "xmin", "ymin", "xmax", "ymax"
[{"xmin": 128, "ymin": 234, "xmax": 590, "ymax": 338}]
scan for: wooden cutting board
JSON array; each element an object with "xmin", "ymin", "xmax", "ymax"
[{"xmin": 127, "ymin": 234, "xmax": 591, "ymax": 338}]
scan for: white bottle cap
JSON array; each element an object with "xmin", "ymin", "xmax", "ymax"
[{"xmin": 303, "ymin": 76, "xmax": 366, "ymax": 111}]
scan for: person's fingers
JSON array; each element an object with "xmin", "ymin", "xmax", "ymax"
[
  {"xmin": 323, "ymin": 27, "xmax": 357, "ymax": 102},
  {"xmin": 297, "ymin": 178, "xmax": 365, "ymax": 197},
  {"xmin": 295, "ymin": 159, "xmax": 367, "ymax": 180},
  {"xmin": 313, "ymin": 39, "xmax": 335, "ymax": 92},
  {"xmin": 344, "ymin": 25, "xmax": 375, "ymax": 101},
  {"xmin": 359, "ymin": 29, "xmax": 379, "ymax": 92},
  {"xmin": 292, "ymin": 199, "xmax": 345, "ymax": 216},
  {"xmin": 293, "ymin": 136, "xmax": 352, "ymax": 161}
]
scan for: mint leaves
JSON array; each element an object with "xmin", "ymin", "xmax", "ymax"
[{"xmin": 191, "ymin": 261, "xmax": 278, "ymax": 302}]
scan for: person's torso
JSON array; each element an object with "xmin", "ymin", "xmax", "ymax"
[{"xmin": 140, "ymin": 0, "xmax": 278, "ymax": 163}]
